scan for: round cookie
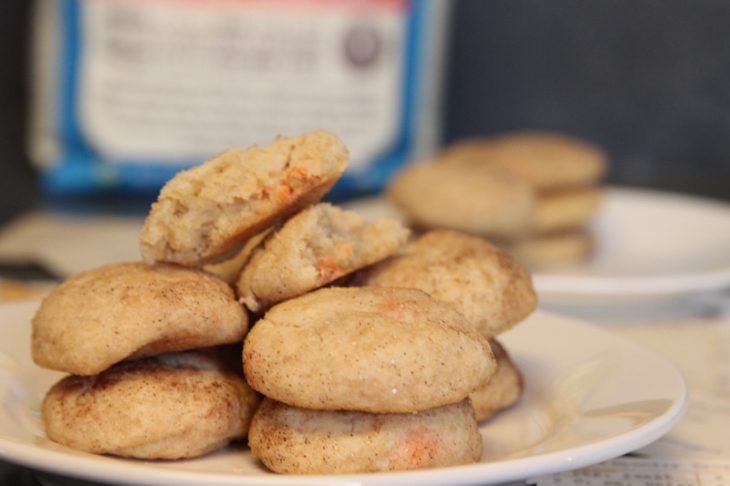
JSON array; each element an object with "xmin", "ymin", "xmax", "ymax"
[
  {"xmin": 388, "ymin": 160, "xmax": 535, "ymax": 240},
  {"xmin": 469, "ymin": 339, "xmax": 523, "ymax": 421},
  {"xmin": 248, "ymin": 398, "xmax": 482, "ymax": 474},
  {"xmin": 510, "ymin": 229, "xmax": 594, "ymax": 268},
  {"xmin": 243, "ymin": 287, "xmax": 495, "ymax": 413},
  {"xmin": 32, "ymin": 262, "xmax": 248, "ymax": 376},
  {"xmin": 534, "ymin": 187, "xmax": 602, "ymax": 233},
  {"xmin": 140, "ymin": 131, "xmax": 349, "ymax": 266},
  {"xmin": 441, "ymin": 132, "xmax": 607, "ymax": 191},
  {"xmin": 237, "ymin": 203, "xmax": 410, "ymax": 312},
  {"xmin": 42, "ymin": 349, "xmax": 261, "ymax": 459},
  {"xmin": 356, "ymin": 230, "xmax": 537, "ymax": 338}
]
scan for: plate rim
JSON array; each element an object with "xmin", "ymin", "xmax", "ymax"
[
  {"xmin": 534, "ymin": 186, "xmax": 730, "ymax": 298},
  {"xmin": 0, "ymin": 302, "xmax": 688, "ymax": 486}
]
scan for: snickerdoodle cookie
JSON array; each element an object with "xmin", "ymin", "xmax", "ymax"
[
  {"xmin": 469, "ymin": 339, "xmax": 523, "ymax": 421},
  {"xmin": 237, "ymin": 203, "xmax": 409, "ymax": 312},
  {"xmin": 510, "ymin": 229, "xmax": 595, "ymax": 268},
  {"xmin": 442, "ymin": 132, "xmax": 607, "ymax": 191},
  {"xmin": 388, "ymin": 161, "xmax": 535, "ymax": 240},
  {"xmin": 357, "ymin": 230, "xmax": 536, "ymax": 338},
  {"xmin": 140, "ymin": 131, "xmax": 349, "ymax": 265},
  {"xmin": 534, "ymin": 187, "xmax": 602, "ymax": 233},
  {"xmin": 243, "ymin": 287, "xmax": 495, "ymax": 413},
  {"xmin": 32, "ymin": 262, "xmax": 247, "ymax": 375},
  {"xmin": 248, "ymin": 398, "xmax": 481, "ymax": 474},
  {"xmin": 42, "ymin": 349, "xmax": 260, "ymax": 459}
]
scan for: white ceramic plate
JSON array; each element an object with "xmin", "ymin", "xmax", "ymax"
[
  {"xmin": 0, "ymin": 301, "xmax": 685, "ymax": 486},
  {"xmin": 532, "ymin": 187, "xmax": 730, "ymax": 303},
  {"xmin": 346, "ymin": 187, "xmax": 730, "ymax": 304}
]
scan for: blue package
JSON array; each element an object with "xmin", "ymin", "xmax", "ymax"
[{"xmin": 30, "ymin": 0, "xmax": 450, "ymax": 199}]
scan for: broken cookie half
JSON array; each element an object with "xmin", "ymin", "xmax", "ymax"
[{"xmin": 140, "ymin": 131, "xmax": 349, "ymax": 266}]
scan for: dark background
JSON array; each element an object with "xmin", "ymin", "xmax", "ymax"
[
  {"xmin": 1, "ymin": 0, "xmax": 729, "ymax": 224},
  {"xmin": 444, "ymin": 0, "xmax": 730, "ymax": 201}
]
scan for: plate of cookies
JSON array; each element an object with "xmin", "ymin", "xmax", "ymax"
[
  {"xmin": 361, "ymin": 131, "xmax": 730, "ymax": 303},
  {"xmin": 0, "ymin": 131, "xmax": 686, "ymax": 485}
]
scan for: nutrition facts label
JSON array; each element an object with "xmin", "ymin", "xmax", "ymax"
[{"xmin": 531, "ymin": 458, "xmax": 730, "ymax": 486}]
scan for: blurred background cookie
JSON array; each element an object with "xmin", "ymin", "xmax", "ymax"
[
  {"xmin": 248, "ymin": 398, "xmax": 482, "ymax": 474},
  {"xmin": 140, "ymin": 131, "xmax": 349, "ymax": 266},
  {"xmin": 388, "ymin": 131, "xmax": 608, "ymax": 268},
  {"xmin": 441, "ymin": 132, "xmax": 607, "ymax": 191},
  {"xmin": 388, "ymin": 161, "xmax": 535, "ymax": 241},
  {"xmin": 42, "ymin": 349, "xmax": 260, "ymax": 459},
  {"xmin": 32, "ymin": 262, "xmax": 248, "ymax": 375},
  {"xmin": 237, "ymin": 203, "xmax": 409, "ymax": 313},
  {"xmin": 533, "ymin": 187, "xmax": 603, "ymax": 234},
  {"xmin": 510, "ymin": 230, "xmax": 595, "ymax": 269}
]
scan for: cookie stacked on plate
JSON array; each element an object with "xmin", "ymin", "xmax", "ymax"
[
  {"xmin": 33, "ymin": 263, "xmax": 258, "ymax": 459},
  {"xmin": 244, "ymin": 286, "xmax": 494, "ymax": 473},
  {"xmin": 389, "ymin": 131, "xmax": 608, "ymax": 268}
]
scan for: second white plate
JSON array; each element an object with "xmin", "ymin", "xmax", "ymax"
[{"xmin": 532, "ymin": 187, "xmax": 730, "ymax": 302}]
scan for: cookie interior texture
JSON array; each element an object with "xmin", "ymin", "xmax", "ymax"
[
  {"xmin": 32, "ymin": 262, "xmax": 248, "ymax": 376},
  {"xmin": 248, "ymin": 398, "xmax": 482, "ymax": 474},
  {"xmin": 237, "ymin": 203, "xmax": 410, "ymax": 312},
  {"xmin": 243, "ymin": 287, "xmax": 495, "ymax": 413},
  {"xmin": 42, "ymin": 350, "xmax": 261, "ymax": 460},
  {"xmin": 140, "ymin": 131, "xmax": 349, "ymax": 266}
]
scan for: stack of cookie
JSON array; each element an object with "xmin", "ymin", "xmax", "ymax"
[
  {"xmin": 356, "ymin": 229, "xmax": 537, "ymax": 420},
  {"xmin": 389, "ymin": 131, "xmax": 608, "ymax": 268},
  {"xmin": 244, "ymin": 286, "xmax": 494, "ymax": 473},
  {"xmin": 33, "ymin": 262, "xmax": 259, "ymax": 459}
]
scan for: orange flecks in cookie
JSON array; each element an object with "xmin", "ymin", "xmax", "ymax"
[
  {"xmin": 285, "ymin": 166, "xmax": 311, "ymax": 182},
  {"xmin": 315, "ymin": 243, "xmax": 353, "ymax": 280},
  {"xmin": 377, "ymin": 298, "xmax": 408, "ymax": 322},
  {"xmin": 315, "ymin": 255, "xmax": 343, "ymax": 280},
  {"xmin": 336, "ymin": 241, "xmax": 354, "ymax": 255},
  {"xmin": 276, "ymin": 184, "xmax": 294, "ymax": 202},
  {"xmin": 399, "ymin": 429, "xmax": 441, "ymax": 467},
  {"xmin": 278, "ymin": 167, "xmax": 318, "ymax": 201}
]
